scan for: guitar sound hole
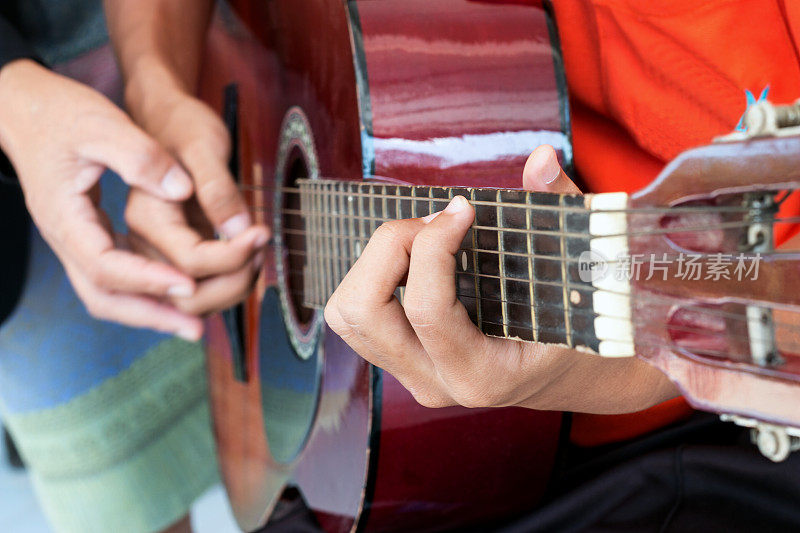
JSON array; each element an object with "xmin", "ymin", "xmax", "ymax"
[{"xmin": 283, "ymin": 148, "xmax": 313, "ymax": 326}]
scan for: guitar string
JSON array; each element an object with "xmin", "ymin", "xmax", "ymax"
[
  {"xmin": 279, "ymin": 255, "xmax": 800, "ymax": 348},
  {"xmin": 283, "ymin": 281, "xmax": 800, "ymax": 358},
  {"xmin": 284, "ymin": 269, "xmax": 799, "ymax": 335},
  {"xmin": 244, "ymin": 184, "xmax": 757, "ymax": 215},
  {"xmin": 279, "ymin": 227, "xmax": 796, "ymax": 264},
  {"xmin": 278, "ymin": 219, "xmax": 796, "ymax": 325},
  {"xmin": 293, "ymin": 282, "xmax": 800, "ymax": 348},
  {"xmin": 284, "ymin": 245, "xmax": 779, "ymax": 266},
  {"xmin": 474, "ymin": 320, "xmax": 797, "ymax": 363},
  {"xmin": 276, "ymin": 270, "xmax": 800, "ymax": 358},
  {"xmin": 278, "ymin": 207, "xmax": 774, "ymax": 242},
  {"xmin": 265, "ymin": 207, "xmax": 800, "ymax": 241},
  {"xmin": 280, "ymin": 234, "xmax": 800, "ymax": 340},
  {"xmin": 282, "ymin": 247, "xmax": 759, "ymax": 301},
  {"xmin": 258, "ymin": 185, "xmax": 800, "ymax": 352},
  {"xmin": 285, "ymin": 279, "xmax": 800, "ymax": 352}
]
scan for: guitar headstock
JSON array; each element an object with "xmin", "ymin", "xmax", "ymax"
[{"xmin": 622, "ymin": 100, "xmax": 800, "ymax": 460}]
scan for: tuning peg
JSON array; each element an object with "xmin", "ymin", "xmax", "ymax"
[{"xmin": 744, "ymin": 99, "xmax": 800, "ymax": 137}]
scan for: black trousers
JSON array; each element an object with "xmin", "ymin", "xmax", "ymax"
[{"xmin": 259, "ymin": 413, "xmax": 800, "ymax": 532}]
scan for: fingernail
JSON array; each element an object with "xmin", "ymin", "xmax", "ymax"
[
  {"xmin": 253, "ymin": 230, "xmax": 269, "ymax": 248},
  {"xmin": 161, "ymin": 166, "xmax": 192, "ymax": 199},
  {"xmin": 167, "ymin": 284, "xmax": 194, "ymax": 298},
  {"xmin": 445, "ymin": 196, "xmax": 468, "ymax": 214},
  {"xmin": 253, "ymin": 251, "xmax": 266, "ymax": 272},
  {"xmin": 422, "ymin": 211, "xmax": 442, "ymax": 224},
  {"xmin": 539, "ymin": 149, "xmax": 561, "ymax": 185},
  {"xmin": 176, "ymin": 327, "xmax": 200, "ymax": 342},
  {"xmin": 220, "ymin": 212, "xmax": 252, "ymax": 239}
]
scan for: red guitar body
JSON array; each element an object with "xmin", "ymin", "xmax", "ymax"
[{"xmin": 202, "ymin": 1, "xmax": 567, "ymax": 531}]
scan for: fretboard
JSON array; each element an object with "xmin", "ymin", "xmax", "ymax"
[{"xmin": 296, "ymin": 179, "xmax": 604, "ymax": 351}]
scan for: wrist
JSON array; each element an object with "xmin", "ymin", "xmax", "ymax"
[
  {"xmin": 0, "ymin": 59, "xmax": 49, "ymax": 161},
  {"xmin": 123, "ymin": 55, "xmax": 191, "ymax": 128},
  {"xmin": 516, "ymin": 353, "xmax": 679, "ymax": 414}
]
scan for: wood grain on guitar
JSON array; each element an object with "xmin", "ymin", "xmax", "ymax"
[{"xmin": 199, "ymin": 1, "xmax": 800, "ymax": 531}]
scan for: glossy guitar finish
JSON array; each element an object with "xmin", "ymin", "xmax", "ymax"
[{"xmin": 201, "ymin": 1, "xmax": 566, "ymax": 531}]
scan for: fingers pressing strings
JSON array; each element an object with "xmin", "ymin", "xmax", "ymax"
[
  {"xmin": 404, "ymin": 197, "xmax": 492, "ymax": 378},
  {"xmin": 325, "ymin": 216, "xmax": 453, "ymax": 406}
]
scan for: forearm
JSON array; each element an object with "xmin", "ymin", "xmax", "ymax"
[
  {"xmin": 0, "ymin": 14, "xmax": 44, "ymax": 182},
  {"xmin": 519, "ymin": 351, "xmax": 680, "ymax": 414},
  {"xmin": 103, "ymin": 0, "xmax": 214, "ymax": 122}
]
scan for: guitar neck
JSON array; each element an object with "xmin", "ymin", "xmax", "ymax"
[{"xmin": 295, "ymin": 179, "xmax": 632, "ymax": 355}]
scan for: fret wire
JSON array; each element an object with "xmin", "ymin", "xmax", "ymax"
[
  {"xmin": 338, "ymin": 182, "xmax": 347, "ymax": 280},
  {"xmin": 318, "ymin": 185, "xmax": 326, "ymax": 304},
  {"xmin": 328, "ymin": 182, "xmax": 337, "ymax": 298},
  {"xmin": 304, "ymin": 185, "xmax": 309, "ymax": 303},
  {"xmin": 469, "ymin": 188, "xmax": 483, "ymax": 332},
  {"xmin": 359, "ymin": 185, "xmax": 367, "ymax": 250},
  {"xmin": 317, "ymin": 183, "xmax": 325, "ymax": 300},
  {"xmin": 396, "ymin": 186, "xmax": 405, "ymax": 303},
  {"xmin": 339, "ymin": 183, "xmax": 348, "ymax": 289},
  {"xmin": 306, "ymin": 185, "xmax": 313, "ymax": 302},
  {"xmin": 332, "ymin": 182, "xmax": 340, "ymax": 284},
  {"xmin": 411, "ymin": 186, "xmax": 418, "ymax": 219},
  {"xmin": 312, "ymin": 185, "xmax": 319, "ymax": 305},
  {"xmin": 322, "ymin": 182, "xmax": 329, "ymax": 299},
  {"xmin": 525, "ymin": 191, "xmax": 538, "ymax": 342},
  {"xmin": 353, "ymin": 188, "xmax": 361, "ymax": 261},
  {"xmin": 558, "ymin": 194, "xmax": 573, "ymax": 347},
  {"xmin": 307, "ymin": 185, "xmax": 314, "ymax": 303},
  {"xmin": 301, "ymin": 184, "xmax": 310, "ymax": 301},
  {"xmin": 382, "ymin": 185, "xmax": 389, "ymax": 235},
  {"xmin": 316, "ymin": 184, "xmax": 323, "ymax": 305},
  {"xmin": 497, "ymin": 189, "xmax": 509, "ymax": 338},
  {"xmin": 369, "ymin": 183, "xmax": 377, "ymax": 245},
  {"xmin": 395, "ymin": 185, "xmax": 402, "ymax": 222},
  {"xmin": 347, "ymin": 185, "xmax": 356, "ymax": 272}
]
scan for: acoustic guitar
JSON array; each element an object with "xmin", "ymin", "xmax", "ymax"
[{"xmin": 199, "ymin": 1, "xmax": 800, "ymax": 531}]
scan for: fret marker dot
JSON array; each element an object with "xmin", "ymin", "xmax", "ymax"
[
  {"xmin": 348, "ymin": 195, "xmax": 354, "ymax": 204},
  {"xmin": 355, "ymin": 241, "xmax": 362, "ymax": 258},
  {"xmin": 461, "ymin": 251, "xmax": 468, "ymax": 271},
  {"xmin": 570, "ymin": 290, "xmax": 581, "ymax": 305}
]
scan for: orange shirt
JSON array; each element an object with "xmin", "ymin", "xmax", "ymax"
[{"xmin": 553, "ymin": 0, "xmax": 800, "ymax": 446}]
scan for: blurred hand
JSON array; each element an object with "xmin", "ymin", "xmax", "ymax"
[
  {"xmin": 125, "ymin": 190, "xmax": 267, "ymax": 315},
  {"xmin": 124, "ymin": 85, "xmax": 269, "ymax": 316},
  {"xmin": 325, "ymin": 145, "xmax": 678, "ymax": 413},
  {"xmin": 0, "ymin": 59, "xmax": 205, "ymax": 339}
]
